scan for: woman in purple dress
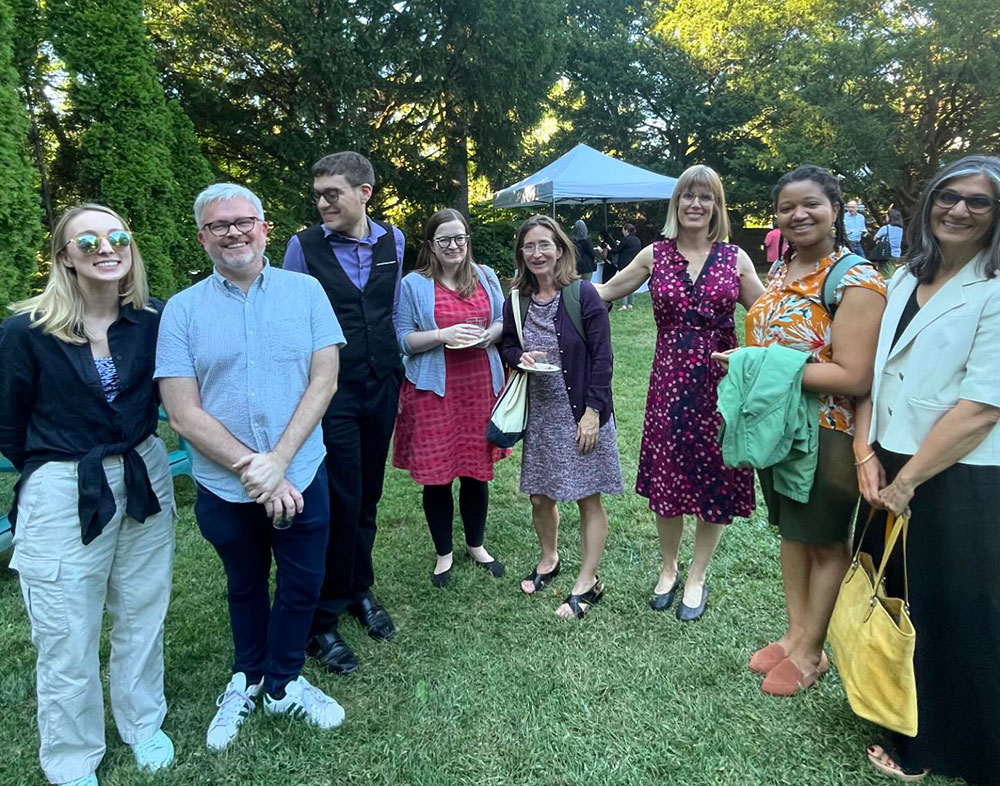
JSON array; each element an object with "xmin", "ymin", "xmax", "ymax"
[{"xmin": 597, "ymin": 165, "xmax": 763, "ymax": 620}]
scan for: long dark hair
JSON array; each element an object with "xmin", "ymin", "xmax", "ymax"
[
  {"xmin": 414, "ymin": 208, "xmax": 479, "ymax": 298},
  {"xmin": 906, "ymin": 155, "xmax": 1000, "ymax": 284},
  {"xmin": 771, "ymin": 165, "xmax": 848, "ymax": 255}
]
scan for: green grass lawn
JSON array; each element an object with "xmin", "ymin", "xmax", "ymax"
[{"xmin": 0, "ymin": 295, "xmax": 962, "ymax": 786}]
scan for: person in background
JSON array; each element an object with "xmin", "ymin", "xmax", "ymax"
[
  {"xmin": 595, "ymin": 165, "xmax": 763, "ymax": 621},
  {"xmin": 763, "ymin": 219, "xmax": 783, "ymax": 264},
  {"xmin": 282, "ymin": 151, "xmax": 404, "ymax": 674},
  {"xmin": 613, "ymin": 223, "xmax": 643, "ymax": 310},
  {"xmin": 738, "ymin": 165, "xmax": 886, "ymax": 695},
  {"xmin": 570, "ymin": 219, "xmax": 597, "ymax": 281},
  {"xmin": 392, "ymin": 208, "xmax": 508, "ymax": 587},
  {"xmin": 501, "ymin": 215, "xmax": 623, "ymax": 619},
  {"xmin": 844, "ymin": 199, "xmax": 868, "ymax": 257},
  {"xmin": 0, "ymin": 204, "xmax": 176, "ymax": 786},
  {"xmin": 855, "ymin": 155, "xmax": 1000, "ymax": 786},
  {"xmin": 158, "ymin": 184, "xmax": 345, "ymax": 750},
  {"xmin": 874, "ymin": 209, "xmax": 905, "ymax": 271}
]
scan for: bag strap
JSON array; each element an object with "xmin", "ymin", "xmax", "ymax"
[
  {"xmin": 561, "ymin": 279, "xmax": 586, "ymax": 339},
  {"xmin": 852, "ymin": 509, "xmax": 911, "ymax": 612},
  {"xmin": 873, "ymin": 511, "xmax": 910, "ymax": 611},
  {"xmin": 512, "ymin": 288, "xmax": 526, "ymax": 346},
  {"xmin": 821, "ymin": 252, "xmax": 867, "ymax": 316}
]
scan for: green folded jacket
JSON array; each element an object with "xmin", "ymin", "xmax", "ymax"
[{"xmin": 716, "ymin": 345, "xmax": 819, "ymax": 504}]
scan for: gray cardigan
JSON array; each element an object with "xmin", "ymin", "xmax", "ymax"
[{"xmin": 395, "ymin": 265, "xmax": 506, "ymax": 397}]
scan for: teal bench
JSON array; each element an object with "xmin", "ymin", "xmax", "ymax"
[{"xmin": 0, "ymin": 411, "xmax": 192, "ymax": 552}]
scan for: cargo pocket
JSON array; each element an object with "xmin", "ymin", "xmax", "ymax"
[{"xmin": 14, "ymin": 556, "xmax": 68, "ymax": 639}]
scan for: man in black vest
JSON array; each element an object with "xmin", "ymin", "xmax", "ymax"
[{"xmin": 283, "ymin": 152, "xmax": 404, "ymax": 673}]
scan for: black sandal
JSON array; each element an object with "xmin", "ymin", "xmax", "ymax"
[
  {"xmin": 466, "ymin": 551, "xmax": 506, "ymax": 578},
  {"xmin": 560, "ymin": 577, "xmax": 605, "ymax": 618},
  {"xmin": 521, "ymin": 559, "xmax": 560, "ymax": 594}
]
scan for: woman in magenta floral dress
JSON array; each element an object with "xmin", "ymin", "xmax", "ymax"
[{"xmin": 597, "ymin": 165, "xmax": 763, "ymax": 620}]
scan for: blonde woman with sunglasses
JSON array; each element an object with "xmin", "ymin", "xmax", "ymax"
[{"xmin": 0, "ymin": 205, "xmax": 176, "ymax": 786}]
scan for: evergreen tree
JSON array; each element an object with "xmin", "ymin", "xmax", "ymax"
[
  {"xmin": 47, "ymin": 0, "xmax": 212, "ymax": 295},
  {"xmin": 0, "ymin": 0, "xmax": 43, "ymax": 308}
]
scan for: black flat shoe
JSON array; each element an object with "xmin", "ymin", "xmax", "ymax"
[
  {"xmin": 676, "ymin": 584, "xmax": 709, "ymax": 622},
  {"xmin": 308, "ymin": 629, "xmax": 358, "ymax": 674},
  {"xmin": 350, "ymin": 595, "xmax": 396, "ymax": 640},
  {"xmin": 650, "ymin": 575, "xmax": 680, "ymax": 612},
  {"xmin": 560, "ymin": 577, "xmax": 606, "ymax": 618},
  {"xmin": 431, "ymin": 566, "xmax": 452, "ymax": 588},
  {"xmin": 466, "ymin": 551, "xmax": 505, "ymax": 578},
  {"xmin": 521, "ymin": 559, "xmax": 560, "ymax": 594}
]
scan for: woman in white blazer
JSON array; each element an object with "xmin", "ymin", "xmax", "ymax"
[{"xmin": 853, "ymin": 155, "xmax": 1000, "ymax": 786}]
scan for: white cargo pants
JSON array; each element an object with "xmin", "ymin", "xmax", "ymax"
[{"xmin": 10, "ymin": 435, "xmax": 175, "ymax": 784}]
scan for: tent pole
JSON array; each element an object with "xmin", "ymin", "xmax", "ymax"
[
  {"xmin": 551, "ymin": 197, "xmax": 556, "ymax": 219},
  {"xmin": 603, "ymin": 200, "xmax": 608, "ymax": 229}
]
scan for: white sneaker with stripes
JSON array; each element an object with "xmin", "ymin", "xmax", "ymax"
[
  {"xmin": 263, "ymin": 675, "xmax": 345, "ymax": 730},
  {"xmin": 206, "ymin": 672, "xmax": 264, "ymax": 751}
]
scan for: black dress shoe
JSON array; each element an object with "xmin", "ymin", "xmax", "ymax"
[
  {"xmin": 466, "ymin": 551, "xmax": 505, "ymax": 578},
  {"xmin": 350, "ymin": 595, "xmax": 395, "ymax": 641},
  {"xmin": 431, "ymin": 566, "xmax": 452, "ymax": 588},
  {"xmin": 650, "ymin": 575, "xmax": 680, "ymax": 612},
  {"xmin": 308, "ymin": 629, "xmax": 358, "ymax": 674},
  {"xmin": 676, "ymin": 584, "xmax": 709, "ymax": 622}
]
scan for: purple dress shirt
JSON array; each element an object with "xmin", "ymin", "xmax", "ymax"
[{"xmin": 282, "ymin": 218, "xmax": 406, "ymax": 324}]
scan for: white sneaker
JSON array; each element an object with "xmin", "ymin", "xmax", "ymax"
[
  {"xmin": 206, "ymin": 672, "xmax": 264, "ymax": 751},
  {"xmin": 263, "ymin": 675, "xmax": 345, "ymax": 730}
]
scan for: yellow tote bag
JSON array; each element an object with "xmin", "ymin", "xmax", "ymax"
[{"xmin": 829, "ymin": 512, "xmax": 918, "ymax": 737}]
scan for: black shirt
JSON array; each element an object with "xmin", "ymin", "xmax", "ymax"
[{"xmin": 0, "ymin": 301, "xmax": 163, "ymax": 544}]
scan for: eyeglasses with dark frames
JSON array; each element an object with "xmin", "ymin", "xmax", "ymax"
[
  {"xmin": 932, "ymin": 189, "xmax": 998, "ymax": 214},
  {"xmin": 432, "ymin": 234, "xmax": 470, "ymax": 249},
  {"xmin": 202, "ymin": 217, "xmax": 262, "ymax": 237}
]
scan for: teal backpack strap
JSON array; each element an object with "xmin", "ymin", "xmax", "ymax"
[
  {"xmin": 821, "ymin": 253, "xmax": 868, "ymax": 316},
  {"xmin": 562, "ymin": 279, "xmax": 585, "ymax": 338}
]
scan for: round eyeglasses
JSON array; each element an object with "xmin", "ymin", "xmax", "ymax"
[
  {"xmin": 432, "ymin": 234, "xmax": 470, "ymax": 249},
  {"xmin": 62, "ymin": 230, "xmax": 132, "ymax": 255}
]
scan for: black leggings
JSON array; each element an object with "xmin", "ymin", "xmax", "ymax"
[{"xmin": 422, "ymin": 477, "xmax": 489, "ymax": 556}]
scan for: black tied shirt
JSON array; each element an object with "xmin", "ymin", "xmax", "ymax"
[{"xmin": 0, "ymin": 301, "xmax": 163, "ymax": 544}]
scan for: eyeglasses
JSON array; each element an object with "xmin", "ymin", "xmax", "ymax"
[
  {"xmin": 202, "ymin": 217, "xmax": 262, "ymax": 237},
  {"xmin": 62, "ymin": 230, "xmax": 132, "ymax": 254},
  {"xmin": 432, "ymin": 234, "xmax": 470, "ymax": 249},
  {"xmin": 679, "ymin": 192, "xmax": 715, "ymax": 205},
  {"xmin": 521, "ymin": 240, "xmax": 556, "ymax": 254},
  {"xmin": 311, "ymin": 186, "xmax": 366, "ymax": 205},
  {"xmin": 932, "ymin": 189, "xmax": 998, "ymax": 214}
]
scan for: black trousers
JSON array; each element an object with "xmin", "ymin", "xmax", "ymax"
[
  {"xmin": 422, "ymin": 477, "xmax": 489, "ymax": 556},
  {"xmin": 312, "ymin": 368, "xmax": 402, "ymax": 632}
]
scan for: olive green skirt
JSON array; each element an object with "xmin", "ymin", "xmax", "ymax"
[{"xmin": 758, "ymin": 426, "xmax": 859, "ymax": 544}]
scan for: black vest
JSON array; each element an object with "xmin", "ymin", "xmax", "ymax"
[{"xmin": 296, "ymin": 220, "xmax": 401, "ymax": 385}]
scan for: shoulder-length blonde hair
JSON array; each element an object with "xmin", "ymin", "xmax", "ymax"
[
  {"xmin": 662, "ymin": 164, "xmax": 731, "ymax": 242},
  {"xmin": 9, "ymin": 203, "xmax": 152, "ymax": 344},
  {"xmin": 414, "ymin": 208, "xmax": 479, "ymax": 298},
  {"xmin": 509, "ymin": 215, "xmax": 578, "ymax": 296}
]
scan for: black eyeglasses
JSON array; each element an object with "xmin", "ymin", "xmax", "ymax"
[
  {"xmin": 202, "ymin": 217, "xmax": 262, "ymax": 237},
  {"xmin": 432, "ymin": 234, "xmax": 470, "ymax": 249},
  {"xmin": 932, "ymin": 189, "xmax": 998, "ymax": 214},
  {"xmin": 311, "ymin": 188, "xmax": 344, "ymax": 205}
]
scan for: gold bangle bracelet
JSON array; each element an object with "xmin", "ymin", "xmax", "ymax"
[{"xmin": 854, "ymin": 451, "xmax": 876, "ymax": 467}]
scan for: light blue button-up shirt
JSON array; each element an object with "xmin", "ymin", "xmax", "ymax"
[
  {"xmin": 155, "ymin": 262, "xmax": 345, "ymax": 502},
  {"xmin": 844, "ymin": 211, "xmax": 867, "ymax": 243}
]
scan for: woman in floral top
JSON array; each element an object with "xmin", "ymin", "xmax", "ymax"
[{"xmin": 739, "ymin": 166, "xmax": 886, "ymax": 696}]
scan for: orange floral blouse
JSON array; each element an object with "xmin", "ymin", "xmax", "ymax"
[{"xmin": 745, "ymin": 247, "xmax": 886, "ymax": 435}]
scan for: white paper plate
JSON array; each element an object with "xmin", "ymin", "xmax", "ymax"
[
  {"xmin": 445, "ymin": 341, "xmax": 481, "ymax": 350},
  {"xmin": 518, "ymin": 362, "xmax": 560, "ymax": 373}
]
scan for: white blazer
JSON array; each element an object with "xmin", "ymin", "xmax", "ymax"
[{"xmin": 869, "ymin": 251, "xmax": 1000, "ymax": 464}]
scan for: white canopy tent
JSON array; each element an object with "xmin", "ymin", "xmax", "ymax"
[
  {"xmin": 492, "ymin": 144, "xmax": 675, "ymax": 291},
  {"xmin": 492, "ymin": 143, "xmax": 677, "ymax": 211}
]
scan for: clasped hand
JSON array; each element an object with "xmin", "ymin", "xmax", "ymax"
[
  {"xmin": 439, "ymin": 323, "xmax": 487, "ymax": 347},
  {"xmin": 233, "ymin": 452, "xmax": 303, "ymax": 526}
]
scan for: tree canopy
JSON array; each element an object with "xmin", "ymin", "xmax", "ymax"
[{"xmin": 2, "ymin": 0, "xmax": 998, "ymax": 307}]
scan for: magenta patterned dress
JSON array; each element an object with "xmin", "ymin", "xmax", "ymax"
[{"xmin": 635, "ymin": 239, "xmax": 755, "ymax": 524}]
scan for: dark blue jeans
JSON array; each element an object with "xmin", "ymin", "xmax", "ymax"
[{"xmin": 195, "ymin": 470, "xmax": 329, "ymax": 696}]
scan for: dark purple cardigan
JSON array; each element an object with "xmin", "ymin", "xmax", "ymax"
[{"xmin": 500, "ymin": 280, "xmax": 614, "ymax": 426}]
